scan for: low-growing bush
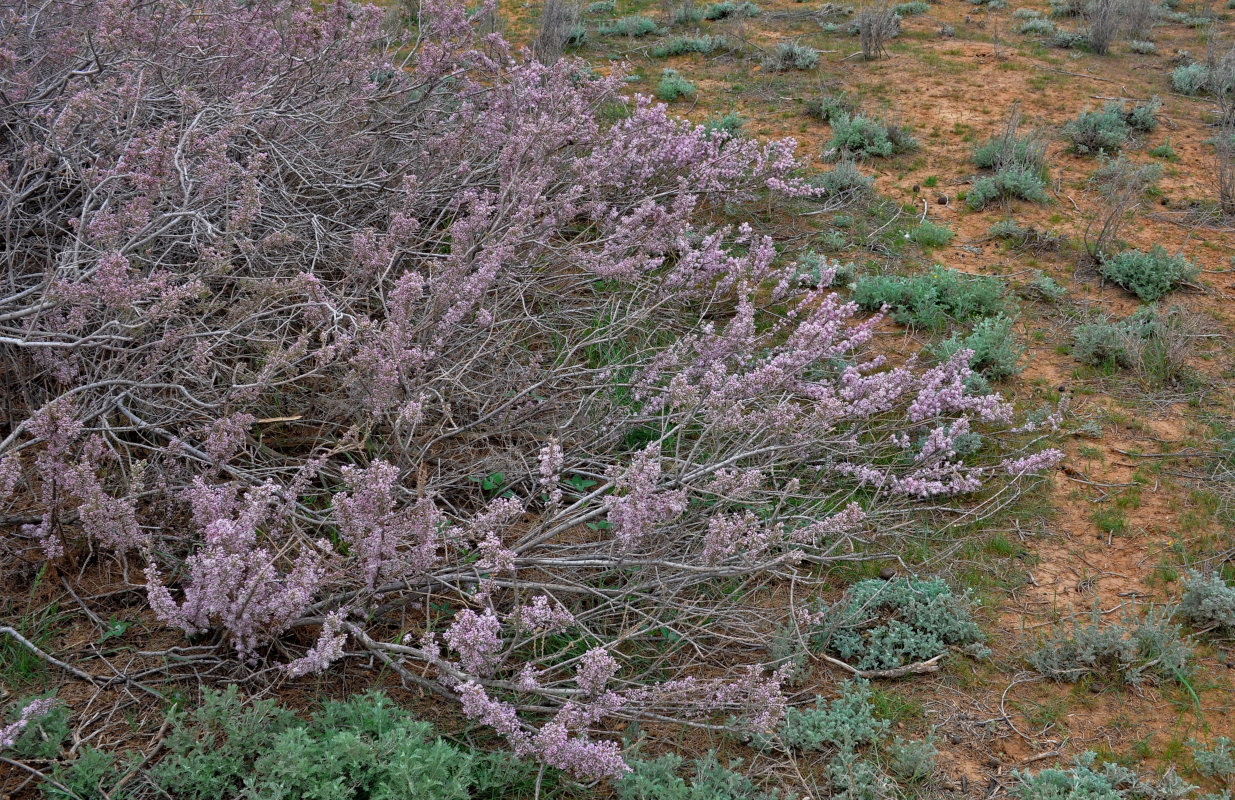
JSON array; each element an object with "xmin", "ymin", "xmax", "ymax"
[
  {"xmin": 1014, "ymin": 7, "xmax": 1043, "ymax": 17},
  {"xmin": 1012, "ymin": 753, "xmax": 1153, "ymax": 800},
  {"xmin": 656, "ymin": 68, "xmax": 697, "ymax": 101},
  {"xmin": 1049, "ymin": 0, "xmax": 1085, "ymax": 15},
  {"xmin": 1019, "ymin": 17, "xmax": 1057, "ymax": 34},
  {"xmin": 1051, "ymin": 29, "xmax": 1087, "ymax": 48},
  {"xmin": 1150, "ymin": 138, "xmax": 1177, "ymax": 159},
  {"xmin": 810, "ymin": 159, "xmax": 875, "ymax": 198},
  {"xmin": 894, "ymin": 1, "xmax": 929, "ymax": 14},
  {"xmin": 586, "ymin": 0, "xmax": 615, "ymax": 13},
  {"xmin": 1071, "ymin": 305, "xmax": 1194, "ymax": 385},
  {"xmin": 905, "ymin": 220, "xmax": 954, "ymax": 248},
  {"xmin": 670, "ymin": 3, "xmax": 705, "ymax": 23},
  {"xmin": 1085, "ymin": 154, "xmax": 1162, "ymax": 259},
  {"xmin": 853, "ymin": 268, "xmax": 1006, "ymax": 329},
  {"xmin": 1128, "ymin": 39, "xmax": 1156, "ymax": 54},
  {"xmin": 703, "ymin": 0, "xmax": 760, "ymax": 18},
  {"xmin": 967, "ymin": 166, "xmax": 1051, "ymax": 208},
  {"xmin": 1180, "ymin": 570, "xmax": 1235, "ymax": 632},
  {"xmin": 598, "ymin": 14, "xmax": 661, "ymax": 35},
  {"xmin": 1063, "ymin": 103, "xmax": 1129, "ymax": 153},
  {"xmin": 1021, "ymin": 270, "xmax": 1068, "ymax": 301},
  {"xmin": 857, "ymin": 1, "xmax": 901, "ymax": 59},
  {"xmin": 617, "ymin": 752, "xmax": 776, "ymax": 800},
  {"xmin": 779, "ymin": 678, "xmax": 890, "ymax": 751},
  {"xmin": 703, "ymin": 110, "xmax": 745, "ymax": 139},
  {"xmin": 1191, "ymin": 738, "xmax": 1235, "ymax": 779},
  {"xmin": 1027, "ymin": 606, "xmax": 1192, "ymax": 686},
  {"xmin": 827, "ymin": 113, "xmax": 917, "ymax": 159},
  {"xmin": 762, "ymin": 41, "xmax": 820, "ymax": 71},
  {"xmin": 796, "ymin": 251, "xmax": 857, "ymax": 288},
  {"xmin": 989, "ymin": 219, "xmax": 1065, "ymax": 252},
  {"xmin": 803, "ymin": 577, "xmax": 989, "ymax": 670},
  {"xmin": 1084, "ymin": 0, "xmax": 1120, "ymax": 55},
  {"xmin": 650, "ymin": 35, "xmax": 728, "ymax": 57},
  {"xmin": 931, "ymin": 315, "xmax": 1025, "ymax": 381},
  {"xmin": 806, "ymin": 91, "xmax": 857, "ymax": 123},
  {"xmin": 1100, "ymin": 245, "xmax": 1198, "ymax": 301},
  {"xmin": 1172, "ymin": 62, "xmax": 1209, "ymax": 94}
]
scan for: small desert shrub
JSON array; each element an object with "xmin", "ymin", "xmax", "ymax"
[
  {"xmin": 762, "ymin": 41, "xmax": 820, "ymax": 71},
  {"xmin": 810, "ymin": 159, "xmax": 875, "ymax": 198},
  {"xmin": 967, "ymin": 166, "xmax": 1051, "ymax": 208},
  {"xmin": 1150, "ymin": 138, "xmax": 1177, "ymax": 159},
  {"xmin": 1128, "ymin": 39, "xmax": 1155, "ymax": 54},
  {"xmin": 1027, "ymin": 606, "xmax": 1192, "ymax": 685},
  {"xmin": 1019, "ymin": 17, "xmax": 1057, "ymax": 34},
  {"xmin": 1011, "ymin": 753, "xmax": 1148, "ymax": 800},
  {"xmin": 931, "ymin": 315, "xmax": 1025, "ymax": 381},
  {"xmin": 886, "ymin": 736, "xmax": 938, "ymax": 783},
  {"xmin": 1216, "ymin": 123, "xmax": 1235, "ymax": 217},
  {"xmin": 702, "ymin": 110, "xmax": 745, "ymax": 139},
  {"xmin": 894, "ymin": 1, "xmax": 929, "ymax": 14},
  {"xmin": 650, "ymin": 35, "xmax": 727, "ymax": 56},
  {"xmin": 4, "ymin": 697, "xmax": 69, "ymax": 760},
  {"xmin": 598, "ymin": 14, "xmax": 661, "ymax": 35},
  {"xmin": 1100, "ymin": 245, "xmax": 1198, "ymax": 301},
  {"xmin": 1063, "ymin": 103, "xmax": 1130, "ymax": 153},
  {"xmin": 1172, "ymin": 62, "xmax": 1210, "ymax": 94},
  {"xmin": 803, "ymin": 578, "xmax": 989, "ymax": 670},
  {"xmin": 586, "ymin": 0, "xmax": 615, "ymax": 12},
  {"xmin": 796, "ymin": 252, "xmax": 856, "ymax": 288},
  {"xmin": 827, "ymin": 113, "xmax": 916, "ymax": 159},
  {"xmin": 1013, "ymin": 7, "xmax": 1043, "ymax": 18},
  {"xmin": 857, "ymin": 2, "xmax": 901, "ymax": 59},
  {"xmin": 906, "ymin": 220, "xmax": 954, "ymax": 248},
  {"xmin": 1191, "ymin": 738, "xmax": 1235, "ymax": 779},
  {"xmin": 617, "ymin": 752, "xmax": 776, "ymax": 800},
  {"xmin": 779, "ymin": 678, "xmax": 890, "ymax": 751},
  {"xmin": 1021, "ymin": 270, "xmax": 1068, "ymax": 301},
  {"xmin": 1051, "ymin": 29, "xmax": 1087, "ymax": 48},
  {"xmin": 702, "ymin": 0, "xmax": 760, "ymax": 18},
  {"xmin": 1123, "ymin": 0, "xmax": 1156, "ymax": 39},
  {"xmin": 972, "ymin": 126, "xmax": 1048, "ymax": 173},
  {"xmin": 536, "ymin": 0, "xmax": 584, "ymax": 63},
  {"xmin": 670, "ymin": 3, "xmax": 705, "ymax": 23},
  {"xmin": 806, "ymin": 91, "xmax": 856, "ymax": 123},
  {"xmin": 1124, "ymin": 95, "xmax": 1161, "ymax": 132},
  {"xmin": 853, "ymin": 268, "xmax": 1005, "ymax": 329},
  {"xmin": 989, "ymin": 219, "xmax": 1065, "ymax": 252},
  {"xmin": 656, "ymin": 68, "xmax": 697, "ymax": 101},
  {"xmin": 1071, "ymin": 305, "xmax": 1194, "ymax": 385},
  {"xmin": 1049, "ymin": 0, "xmax": 1086, "ymax": 16},
  {"xmin": 1179, "ymin": 570, "xmax": 1235, "ymax": 633}
]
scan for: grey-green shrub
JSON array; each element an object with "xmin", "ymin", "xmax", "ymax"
[
  {"xmin": 585, "ymin": 0, "xmax": 615, "ymax": 13},
  {"xmin": 703, "ymin": 0, "xmax": 759, "ymax": 18},
  {"xmin": 703, "ymin": 110, "xmax": 744, "ymax": 139},
  {"xmin": 1071, "ymin": 305, "xmax": 1193, "ymax": 386},
  {"xmin": 1180, "ymin": 570, "xmax": 1235, "ymax": 632},
  {"xmin": 811, "ymin": 577, "xmax": 989, "ymax": 670},
  {"xmin": 1191, "ymin": 738, "xmax": 1235, "ymax": 779},
  {"xmin": 886, "ymin": 736, "xmax": 937, "ymax": 782},
  {"xmin": 598, "ymin": 14, "xmax": 661, "ymax": 35},
  {"xmin": 972, "ymin": 132, "xmax": 1048, "ymax": 172},
  {"xmin": 1128, "ymin": 39, "xmax": 1156, "ymax": 54},
  {"xmin": 894, "ymin": 1, "xmax": 929, "ymax": 14},
  {"xmin": 827, "ymin": 113, "xmax": 917, "ymax": 160},
  {"xmin": 617, "ymin": 752, "xmax": 776, "ymax": 800},
  {"xmin": 1027, "ymin": 606, "xmax": 1192, "ymax": 686},
  {"xmin": 1019, "ymin": 17, "xmax": 1056, "ymax": 34},
  {"xmin": 1012, "ymin": 752, "xmax": 1143, "ymax": 800},
  {"xmin": 762, "ymin": 41, "xmax": 819, "ymax": 71},
  {"xmin": 810, "ymin": 159, "xmax": 874, "ymax": 198},
  {"xmin": 650, "ymin": 35, "xmax": 727, "ymax": 57},
  {"xmin": 656, "ymin": 69, "xmax": 697, "ymax": 101},
  {"xmin": 797, "ymin": 251, "xmax": 856, "ymax": 287},
  {"xmin": 1173, "ymin": 63, "xmax": 1210, "ymax": 95},
  {"xmin": 853, "ymin": 268, "xmax": 1004, "ymax": 329},
  {"xmin": 780, "ymin": 678, "xmax": 890, "ymax": 751},
  {"xmin": 1022, "ymin": 270, "xmax": 1068, "ymax": 301},
  {"xmin": 905, "ymin": 220, "xmax": 953, "ymax": 248},
  {"xmin": 806, "ymin": 92, "xmax": 856, "ymax": 123},
  {"xmin": 930, "ymin": 314, "xmax": 1024, "ymax": 381},
  {"xmin": 989, "ymin": 219, "xmax": 1064, "ymax": 252},
  {"xmin": 1099, "ymin": 245, "xmax": 1198, "ymax": 301},
  {"xmin": 1063, "ymin": 103, "xmax": 1131, "ymax": 154},
  {"xmin": 967, "ymin": 166, "xmax": 1050, "ymax": 208}
]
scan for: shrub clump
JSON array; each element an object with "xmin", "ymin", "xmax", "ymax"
[
  {"xmin": 853, "ymin": 268, "xmax": 1005, "ymax": 329},
  {"xmin": 930, "ymin": 314, "xmax": 1025, "ymax": 381},
  {"xmin": 806, "ymin": 92, "xmax": 857, "ymax": 123},
  {"xmin": 827, "ymin": 113, "xmax": 917, "ymax": 160},
  {"xmin": 779, "ymin": 678, "xmax": 890, "ymax": 751},
  {"xmin": 1071, "ymin": 305, "xmax": 1194, "ymax": 386},
  {"xmin": 656, "ymin": 68, "xmax": 697, "ymax": 101},
  {"xmin": 967, "ymin": 166, "xmax": 1051, "ymax": 208},
  {"xmin": 650, "ymin": 35, "xmax": 728, "ymax": 57},
  {"xmin": 1063, "ymin": 99, "xmax": 1160, "ymax": 154},
  {"xmin": 989, "ymin": 219, "xmax": 1064, "ymax": 252},
  {"xmin": 1027, "ymin": 606, "xmax": 1192, "ymax": 686},
  {"xmin": 809, "ymin": 159, "xmax": 875, "ymax": 199},
  {"xmin": 894, "ymin": 1, "xmax": 930, "ymax": 14},
  {"xmin": 763, "ymin": 41, "xmax": 819, "ymax": 71},
  {"xmin": 598, "ymin": 14, "xmax": 662, "ymax": 36},
  {"xmin": 1019, "ymin": 17, "xmax": 1057, "ymax": 35},
  {"xmin": 703, "ymin": 0, "xmax": 760, "ymax": 19},
  {"xmin": 1099, "ymin": 245, "xmax": 1198, "ymax": 301},
  {"xmin": 617, "ymin": 752, "xmax": 776, "ymax": 800},
  {"xmin": 905, "ymin": 220, "xmax": 954, "ymax": 248},
  {"xmin": 806, "ymin": 577, "xmax": 989, "ymax": 670},
  {"xmin": 1172, "ymin": 63, "xmax": 1210, "ymax": 95},
  {"xmin": 1179, "ymin": 570, "xmax": 1235, "ymax": 633}
]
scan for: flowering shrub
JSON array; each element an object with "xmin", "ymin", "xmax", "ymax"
[{"xmin": 0, "ymin": 0, "xmax": 1060, "ymax": 778}]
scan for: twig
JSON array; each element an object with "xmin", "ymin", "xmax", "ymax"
[{"xmin": 819, "ymin": 652, "xmax": 944, "ymax": 678}]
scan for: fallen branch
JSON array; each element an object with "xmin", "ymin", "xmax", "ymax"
[{"xmin": 818, "ymin": 652, "xmax": 944, "ymax": 679}]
